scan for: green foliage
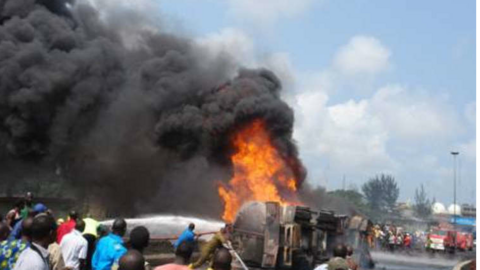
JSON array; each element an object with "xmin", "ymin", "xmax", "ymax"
[
  {"xmin": 414, "ymin": 184, "xmax": 432, "ymax": 217},
  {"xmin": 361, "ymin": 174, "xmax": 399, "ymax": 213}
]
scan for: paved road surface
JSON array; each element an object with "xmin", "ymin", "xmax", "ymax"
[{"xmin": 372, "ymin": 251, "xmax": 473, "ymax": 270}]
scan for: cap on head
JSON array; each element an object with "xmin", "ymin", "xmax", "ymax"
[
  {"xmin": 129, "ymin": 226, "xmax": 150, "ymax": 251},
  {"xmin": 118, "ymin": 250, "xmax": 145, "ymax": 270},
  {"xmin": 188, "ymin": 223, "xmax": 195, "ymax": 231},
  {"xmin": 33, "ymin": 203, "xmax": 47, "ymax": 214},
  {"xmin": 212, "ymin": 248, "xmax": 232, "ymax": 270}
]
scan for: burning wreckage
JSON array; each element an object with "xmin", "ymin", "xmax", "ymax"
[
  {"xmin": 227, "ymin": 201, "xmax": 375, "ymax": 270},
  {"xmin": 0, "ymin": 1, "xmax": 376, "ymax": 269}
]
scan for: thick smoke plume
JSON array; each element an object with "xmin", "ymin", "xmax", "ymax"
[{"xmin": 0, "ymin": 0, "xmax": 305, "ymax": 217}]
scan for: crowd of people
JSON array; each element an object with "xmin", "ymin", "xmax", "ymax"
[
  {"xmin": 0, "ymin": 193, "xmax": 234, "ymax": 270},
  {"xmin": 368, "ymin": 224, "xmax": 427, "ymax": 252}
]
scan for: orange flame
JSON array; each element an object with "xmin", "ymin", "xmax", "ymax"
[{"xmin": 218, "ymin": 119, "xmax": 299, "ymax": 222}]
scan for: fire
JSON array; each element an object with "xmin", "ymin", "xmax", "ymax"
[{"xmin": 218, "ymin": 119, "xmax": 299, "ymax": 222}]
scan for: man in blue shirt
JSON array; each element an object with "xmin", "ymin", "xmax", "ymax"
[
  {"xmin": 92, "ymin": 218, "xmax": 127, "ymax": 270},
  {"xmin": 174, "ymin": 223, "xmax": 195, "ymax": 250}
]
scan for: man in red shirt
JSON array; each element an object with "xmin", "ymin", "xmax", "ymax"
[{"xmin": 57, "ymin": 211, "xmax": 78, "ymax": 243}]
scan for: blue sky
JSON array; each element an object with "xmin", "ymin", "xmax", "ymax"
[{"xmin": 128, "ymin": 0, "xmax": 476, "ymax": 205}]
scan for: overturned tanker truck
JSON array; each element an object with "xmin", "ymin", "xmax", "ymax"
[{"xmin": 230, "ymin": 201, "xmax": 374, "ymax": 270}]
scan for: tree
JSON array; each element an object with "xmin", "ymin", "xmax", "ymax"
[
  {"xmin": 361, "ymin": 177, "xmax": 384, "ymax": 211},
  {"xmin": 414, "ymin": 184, "xmax": 432, "ymax": 217},
  {"xmin": 361, "ymin": 174, "xmax": 399, "ymax": 213},
  {"xmin": 380, "ymin": 175, "xmax": 399, "ymax": 212}
]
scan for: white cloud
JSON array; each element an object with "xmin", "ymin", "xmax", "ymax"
[
  {"xmin": 333, "ymin": 36, "xmax": 391, "ymax": 77},
  {"xmin": 226, "ymin": 0, "xmax": 315, "ymax": 27},
  {"xmin": 370, "ymin": 85, "xmax": 461, "ymax": 141},
  {"xmin": 192, "ymin": 29, "xmax": 474, "ymax": 202},
  {"xmin": 195, "ymin": 28, "xmax": 255, "ymax": 65}
]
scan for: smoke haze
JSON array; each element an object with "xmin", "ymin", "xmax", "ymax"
[{"xmin": 0, "ymin": 0, "xmax": 305, "ymax": 217}]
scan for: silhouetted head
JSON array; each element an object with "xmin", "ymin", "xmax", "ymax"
[
  {"xmin": 188, "ymin": 223, "xmax": 195, "ymax": 231},
  {"xmin": 69, "ymin": 211, "xmax": 78, "ymax": 220},
  {"xmin": 118, "ymin": 250, "xmax": 145, "ymax": 270},
  {"xmin": 212, "ymin": 248, "xmax": 232, "ymax": 270},
  {"xmin": 75, "ymin": 219, "xmax": 86, "ymax": 232},
  {"xmin": 175, "ymin": 241, "xmax": 194, "ymax": 264},
  {"xmin": 0, "ymin": 222, "xmax": 10, "ymax": 241},
  {"xmin": 97, "ymin": 224, "xmax": 109, "ymax": 238},
  {"xmin": 31, "ymin": 214, "xmax": 57, "ymax": 246},
  {"xmin": 130, "ymin": 226, "xmax": 150, "ymax": 253},
  {"xmin": 346, "ymin": 245, "xmax": 354, "ymax": 256},
  {"xmin": 333, "ymin": 243, "xmax": 347, "ymax": 258},
  {"xmin": 21, "ymin": 217, "xmax": 34, "ymax": 240},
  {"xmin": 112, "ymin": 218, "xmax": 127, "ymax": 237}
]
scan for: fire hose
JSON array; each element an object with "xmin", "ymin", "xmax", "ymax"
[
  {"xmin": 225, "ymin": 242, "xmax": 249, "ymax": 270},
  {"xmin": 139, "ymin": 232, "xmax": 250, "ymax": 270}
]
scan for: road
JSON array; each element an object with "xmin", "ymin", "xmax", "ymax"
[{"xmin": 371, "ymin": 251, "xmax": 474, "ymax": 270}]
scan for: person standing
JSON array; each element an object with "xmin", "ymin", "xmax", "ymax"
[
  {"xmin": 61, "ymin": 219, "xmax": 88, "ymax": 270},
  {"xmin": 57, "ymin": 211, "xmax": 78, "ymax": 244},
  {"xmin": 0, "ymin": 217, "xmax": 33, "ymax": 270},
  {"xmin": 10, "ymin": 203, "xmax": 47, "ymax": 240},
  {"xmin": 174, "ymin": 224, "xmax": 195, "ymax": 250},
  {"xmin": 83, "ymin": 217, "xmax": 100, "ymax": 270},
  {"xmin": 129, "ymin": 226, "xmax": 152, "ymax": 270},
  {"xmin": 92, "ymin": 218, "xmax": 127, "ymax": 270},
  {"xmin": 19, "ymin": 193, "xmax": 33, "ymax": 220},
  {"xmin": 5, "ymin": 201, "xmax": 23, "ymax": 229},
  {"xmin": 13, "ymin": 214, "xmax": 57, "ymax": 270},
  {"xmin": 118, "ymin": 250, "xmax": 145, "ymax": 270},
  {"xmin": 189, "ymin": 225, "xmax": 231, "ymax": 269},
  {"xmin": 155, "ymin": 242, "xmax": 194, "ymax": 270}
]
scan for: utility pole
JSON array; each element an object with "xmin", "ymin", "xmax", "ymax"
[
  {"xmin": 451, "ymin": 151, "xmax": 459, "ymax": 247},
  {"xmin": 342, "ymin": 175, "xmax": 346, "ymax": 191}
]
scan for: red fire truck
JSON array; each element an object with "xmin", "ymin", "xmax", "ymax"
[
  {"xmin": 426, "ymin": 229, "xmax": 447, "ymax": 252},
  {"xmin": 444, "ymin": 231, "xmax": 474, "ymax": 252}
]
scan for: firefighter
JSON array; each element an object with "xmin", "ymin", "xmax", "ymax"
[{"xmin": 189, "ymin": 224, "xmax": 232, "ymax": 270}]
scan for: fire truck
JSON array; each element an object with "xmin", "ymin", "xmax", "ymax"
[
  {"xmin": 444, "ymin": 231, "xmax": 474, "ymax": 252},
  {"xmin": 426, "ymin": 228, "xmax": 448, "ymax": 252},
  {"xmin": 230, "ymin": 201, "xmax": 374, "ymax": 270}
]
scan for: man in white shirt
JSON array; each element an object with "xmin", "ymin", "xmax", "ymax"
[
  {"xmin": 61, "ymin": 219, "xmax": 88, "ymax": 270},
  {"xmin": 14, "ymin": 214, "xmax": 57, "ymax": 270}
]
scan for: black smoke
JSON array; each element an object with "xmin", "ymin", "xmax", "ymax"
[{"xmin": 0, "ymin": 0, "xmax": 305, "ymax": 218}]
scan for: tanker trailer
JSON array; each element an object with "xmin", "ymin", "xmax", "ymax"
[{"xmin": 230, "ymin": 201, "xmax": 344, "ymax": 270}]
